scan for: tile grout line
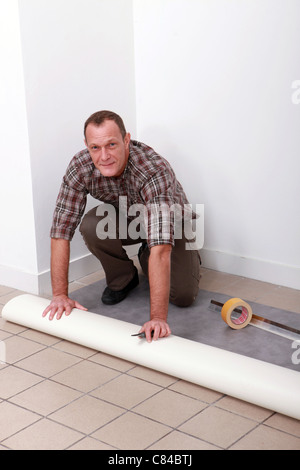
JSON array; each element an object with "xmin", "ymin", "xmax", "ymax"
[
  {"xmin": 2, "ymin": 358, "xmax": 300, "ymax": 450},
  {"xmin": 1, "ymin": 276, "xmax": 299, "ymax": 450},
  {"xmin": 3, "ymin": 333, "xmax": 300, "ymax": 441}
]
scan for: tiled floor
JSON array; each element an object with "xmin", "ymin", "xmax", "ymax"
[{"xmin": 0, "ymin": 262, "xmax": 299, "ymax": 450}]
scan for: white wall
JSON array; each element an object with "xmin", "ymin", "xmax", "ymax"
[
  {"xmin": 1, "ymin": 0, "xmax": 299, "ymax": 294},
  {"xmin": 0, "ymin": 0, "xmax": 38, "ymax": 290},
  {"xmin": 133, "ymin": 0, "xmax": 300, "ymax": 289},
  {"xmin": 0, "ymin": 0, "xmax": 136, "ymax": 294}
]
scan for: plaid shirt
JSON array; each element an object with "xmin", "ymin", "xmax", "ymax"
[{"xmin": 50, "ymin": 140, "xmax": 191, "ymax": 247}]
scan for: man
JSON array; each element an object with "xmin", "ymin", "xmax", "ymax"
[{"xmin": 42, "ymin": 111, "xmax": 201, "ymax": 342}]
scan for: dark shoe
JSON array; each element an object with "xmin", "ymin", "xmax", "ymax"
[{"xmin": 101, "ymin": 268, "xmax": 139, "ymax": 305}]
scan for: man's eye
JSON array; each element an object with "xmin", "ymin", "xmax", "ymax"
[{"xmin": 109, "ymin": 143, "xmax": 116, "ymax": 147}]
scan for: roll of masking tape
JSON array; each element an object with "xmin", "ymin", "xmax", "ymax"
[{"xmin": 221, "ymin": 298, "xmax": 252, "ymax": 329}]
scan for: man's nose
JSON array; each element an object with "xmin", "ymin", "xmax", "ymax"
[{"xmin": 100, "ymin": 148, "xmax": 110, "ymax": 160}]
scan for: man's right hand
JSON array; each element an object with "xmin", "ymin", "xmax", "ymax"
[{"xmin": 42, "ymin": 294, "xmax": 87, "ymax": 320}]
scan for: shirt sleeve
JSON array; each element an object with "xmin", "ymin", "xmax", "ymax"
[
  {"xmin": 50, "ymin": 157, "xmax": 88, "ymax": 241},
  {"xmin": 140, "ymin": 171, "xmax": 180, "ymax": 248}
]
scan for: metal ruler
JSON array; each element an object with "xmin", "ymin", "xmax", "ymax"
[{"xmin": 210, "ymin": 300, "xmax": 300, "ymax": 342}]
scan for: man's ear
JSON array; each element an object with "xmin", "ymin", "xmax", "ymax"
[{"xmin": 124, "ymin": 132, "xmax": 131, "ymax": 147}]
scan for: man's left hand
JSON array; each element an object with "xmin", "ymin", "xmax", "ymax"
[{"xmin": 139, "ymin": 319, "xmax": 171, "ymax": 343}]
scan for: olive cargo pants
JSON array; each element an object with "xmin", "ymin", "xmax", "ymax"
[{"xmin": 80, "ymin": 206, "xmax": 201, "ymax": 307}]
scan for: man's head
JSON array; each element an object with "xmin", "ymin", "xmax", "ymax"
[{"xmin": 84, "ymin": 111, "xmax": 131, "ymax": 177}]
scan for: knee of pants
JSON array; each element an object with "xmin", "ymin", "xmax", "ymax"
[
  {"xmin": 170, "ymin": 283, "xmax": 199, "ymax": 308},
  {"xmin": 79, "ymin": 208, "xmax": 99, "ymax": 244}
]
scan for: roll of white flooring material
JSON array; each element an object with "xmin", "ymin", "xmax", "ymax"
[{"xmin": 2, "ymin": 294, "xmax": 300, "ymax": 419}]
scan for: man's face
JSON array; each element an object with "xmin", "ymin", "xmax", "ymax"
[{"xmin": 85, "ymin": 120, "xmax": 131, "ymax": 177}]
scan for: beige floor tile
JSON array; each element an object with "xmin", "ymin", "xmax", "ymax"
[
  {"xmin": 0, "ymin": 329, "xmax": 11, "ymax": 341},
  {"xmin": 216, "ymin": 396, "xmax": 273, "ymax": 422},
  {"xmin": 179, "ymin": 406, "xmax": 257, "ymax": 448},
  {"xmin": 89, "ymin": 351, "xmax": 135, "ymax": 372},
  {"xmin": 169, "ymin": 380, "xmax": 223, "ymax": 403},
  {"xmin": 199, "ymin": 269, "xmax": 241, "ymax": 294},
  {"xmin": 50, "ymin": 395, "xmax": 124, "ymax": 434},
  {"xmin": 69, "ymin": 436, "xmax": 116, "ymax": 450},
  {"xmin": 264, "ymin": 413, "xmax": 300, "ymax": 438},
  {"xmin": 0, "ymin": 270, "xmax": 299, "ymax": 451},
  {"xmin": 4, "ymin": 336, "xmax": 46, "ymax": 364},
  {"xmin": 0, "ymin": 286, "xmax": 16, "ymax": 297},
  {"xmin": 91, "ymin": 411, "xmax": 170, "ymax": 450},
  {"xmin": 52, "ymin": 339, "xmax": 97, "ymax": 358},
  {"xmin": 0, "ymin": 318, "xmax": 27, "ymax": 334},
  {"xmin": 90, "ymin": 374, "xmax": 162, "ymax": 409},
  {"xmin": 19, "ymin": 329, "xmax": 61, "ymax": 346},
  {"xmin": 0, "ymin": 339, "xmax": 7, "ymax": 366},
  {"xmin": 15, "ymin": 346, "xmax": 81, "ymax": 377},
  {"xmin": 256, "ymin": 286, "xmax": 300, "ymax": 314},
  {"xmin": 0, "ymin": 366, "xmax": 43, "ymax": 399},
  {"xmin": 200, "ymin": 269, "xmax": 300, "ymax": 312},
  {"xmin": 128, "ymin": 366, "xmax": 177, "ymax": 387},
  {"xmin": 0, "ymin": 291, "xmax": 25, "ymax": 305},
  {"xmin": 68, "ymin": 281, "xmax": 86, "ymax": 293},
  {"xmin": 52, "ymin": 360, "xmax": 120, "ymax": 393},
  {"xmin": 2, "ymin": 418, "xmax": 83, "ymax": 450},
  {"xmin": 9, "ymin": 379, "xmax": 82, "ymax": 416},
  {"xmin": 0, "ymin": 401, "xmax": 40, "ymax": 441},
  {"xmin": 218, "ymin": 277, "xmax": 279, "ymax": 302},
  {"xmin": 133, "ymin": 389, "xmax": 207, "ymax": 427},
  {"xmin": 77, "ymin": 270, "xmax": 105, "ymax": 285},
  {"xmin": 230, "ymin": 424, "xmax": 300, "ymax": 450},
  {"xmin": 149, "ymin": 430, "xmax": 220, "ymax": 450}
]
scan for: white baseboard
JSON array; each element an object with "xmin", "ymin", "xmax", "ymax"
[
  {"xmin": 201, "ymin": 248, "xmax": 300, "ymax": 291},
  {"xmin": 1, "ymin": 246, "xmax": 298, "ymax": 298},
  {"xmin": 0, "ymin": 264, "xmax": 40, "ymax": 294},
  {"xmin": 38, "ymin": 244, "xmax": 139, "ymax": 295},
  {"xmin": 38, "ymin": 253, "xmax": 103, "ymax": 296},
  {"xmin": 0, "ymin": 254, "xmax": 101, "ymax": 297},
  {"xmin": 0, "ymin": 245, "xmax": 141, "ymax": 298}
]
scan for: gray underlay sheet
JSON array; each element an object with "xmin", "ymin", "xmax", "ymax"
[{"xmin": 71, "ymin": 275, "xmax": 300, "ymax": 372}]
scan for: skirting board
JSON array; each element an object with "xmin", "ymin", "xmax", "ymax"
[
  {"xmin": 0, "ymin": 252, "xmax": 101, "ymax": 296},
  {"xmin": 0, "ymin": 246, "xmax": 138, "ymax": 296},
  {"xmin": 2, "ymin": 294, "xmax": 300, "ymax": 420},
  {"xmin": 0, "ymin": 264, "xmax": 40, "ymax": 295},
  {"xmin": 1, "ymin": 246, "xmax": 299, "ymax": 294},
  {"xmin": 201, "ymin": 248, "xmax": 300, "ymax": 291},
  {"xmin": 38, "ymin": 246, "xmax": 137, "ymax": 295}
]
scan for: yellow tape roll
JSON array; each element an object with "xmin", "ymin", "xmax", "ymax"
[{"xmin": 221, "ymin": 298, "xmax": 252, "ymax": 330}]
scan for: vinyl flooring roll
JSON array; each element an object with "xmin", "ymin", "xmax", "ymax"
[{"xmin": 2, "ymin": 294, "xmax": 300, "ymax": 419}]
